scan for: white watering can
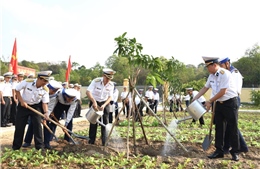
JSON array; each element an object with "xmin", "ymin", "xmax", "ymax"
[
  {"xmin": 176, "ymin": 100, "xmax": 206, "ymax": 124},
  {"xmin": 85, "ymin": 106, "xmax": 106, "ymax": 127}
]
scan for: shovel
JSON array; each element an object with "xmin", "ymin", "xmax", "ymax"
[
  {"xmin": 27, "ymin": 106, "xmax": 89, "ymax": 142},
  {"xmin": 42, "ymin": 120, "xmax": 59, "ymax": 142},
  {"xmin": 202, "ymin": 101, "xmax": 216, "ymax": 151}
]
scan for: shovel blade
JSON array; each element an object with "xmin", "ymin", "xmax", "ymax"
[{"xmin": 202, "ymin": 135, "xmax": 213, "ymax": 151}]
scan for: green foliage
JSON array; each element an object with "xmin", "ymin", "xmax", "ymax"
[
  {"xmin": 250, "ymin": 90, "xmax": 260, "ymax": 106},
  {"xmin": 233, "ymin": 44, "xmax": 260, "ymax": 87}
]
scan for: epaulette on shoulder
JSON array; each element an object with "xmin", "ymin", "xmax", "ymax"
[
  {"xmin": 26, "ymin": 79, "xmax": 34, "ymax": 82},
  {"xmin": 234, "ymin": 70, "xmax": 238, "ymax": 73},
  {"xmin": 220, "ymin": 70, "xmax": 225, "ymax": 74},
  {"xmin": 94, "ymin": 78, "xmax": 102, "ymax": 82},
  {"xmin": 43, "ymin": 85, "xmax": 49, "ymax": 92}
]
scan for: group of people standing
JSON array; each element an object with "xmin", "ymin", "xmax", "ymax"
[
  {"xmin": 2, "ymin": 56, "xmax": 248, "ymax": 162},
  {"xmin": 120, "ymin": 85, "xmax": 161, "ymax": 119},
  {"xmin": 0, "ymin": 70, "xmax": 83, "ymax": 150}
]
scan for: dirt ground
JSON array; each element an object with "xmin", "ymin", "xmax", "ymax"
[{"xmin": 1, "ymin": 113, "xmax": 260, "ymax": 168}]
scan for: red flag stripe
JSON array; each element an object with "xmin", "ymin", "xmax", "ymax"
[
  {"xmin": 10, "ymin": 38, "xmax": 18, "ymax": 75},
  {"xmin": 65, "ymin": 55, "xmax": 71, "ymax": 82}
]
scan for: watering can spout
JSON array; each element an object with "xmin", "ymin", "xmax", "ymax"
[
  {"xmin": 176, "ymin": 116, "xmax": 193, "ymax": 124},
  {"xmin": 96, "ymin": 120, "xmax": 106, "ymax": 127}
]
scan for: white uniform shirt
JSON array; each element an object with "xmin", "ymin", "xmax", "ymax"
[
  {"xmin": 75, "ymin": 90, "xmax": 81, "ymax": 100},
  {"xmin": 205, "ymin": 67, "xmax": 237, "ymax": 101},
  {"xmin": 48, "ymin": 89, "xmax": 77, "ymax": 124},
  {"xmin": 12, "ymin": 81, "xmax": 23, "ymax": 96},
  {"xmin": 1, "ymin": 81, "xmax": 13, "ymax": 97},
  {"xmin": 113, "ymin": 88, "xmax": 119, "ymax": 102},
  {"xmin": 183, "ymin": 95, "xmax": 190, "ymax": 101},
  {"xmin": 145, "ymin": 90, "xmax": 154, "ymax": 100},
  {"xmin": 154, "ymin": 92, "xmax": 159, "ymax": 101},
  {"xmin": 15, "ymin": 79, "xmax": 49, "ymax": 104},
  {"xmin": 87, "ymin": 77, "xmax": 114, "ymax": 102},
  {"xmin": 120, "ymin": 91, "xmax": 128, "ymax": 100},
  {"xmin": 192, "ymin": 91, "xmax": 206, "ymax": 103},
  {"xmin": 230, "ymin": 66, "xmax": 243, "ymax": 95}
]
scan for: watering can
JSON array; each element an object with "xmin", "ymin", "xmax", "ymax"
[
  {"xmin": 85, "ymin": 106, "xmax": 106, "ymax": 127},
  {"xmin": 176, "ymin": 100, "xmax": 206, "ymax": 124}
]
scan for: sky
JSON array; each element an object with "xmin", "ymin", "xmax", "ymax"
[{"xmin": 1, "ymin": 0, "xmax": 260, "ymax": 69}]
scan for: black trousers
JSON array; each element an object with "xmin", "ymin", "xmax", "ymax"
[
  {"xmin": 1, "ymin": 97, "xmax": 11, "ymax": 126},
  {"xmin": 46, "ymin": 102, "xmax": 72, "ymax": 143},
  {"xmin": 153, "ymin": 100, "xmax": 159, "ymax": 114},
  {"xmin": 10, "ymin": 97, "xmax": 17, "ymax": 124},
  {"xmin": 12, "ymin": 103, "xmax": 43, "ymax": 150},
  {"xmin": 214, "ymin": 97, "xmax": 239, "ymax": 153},
  {"xmin": 146, "ymin": 99, "xmax": 154, "ymax": 114},
  {"xmin": 88, "ymin": 101, "xmax": 109, "ymax": 146}
]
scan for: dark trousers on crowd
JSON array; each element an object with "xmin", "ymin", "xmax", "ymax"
[
  {"xmin": 214, "ymin": 97, "xmax": 239, "ymax": 154},
  {"xmin": 114, "ymin": 102, "xmax": 119, "ymax": 121},
  {"xmin": 122, "ymin": 100, "xmax": 130, "ymax": 117},
  {"xmin": 135, "ymin": 102, "xmax": 145, "ymax": 121},
  {"xmin": 88, "ymin": 101, "xmax": 109, "ymax": 146},
  {"xmin": 12, "ymin": 103, "xmax": 44, "ymax": 150},
  {"xmin": 146, "ymin": 99, "xmax": 154, "ymax": 114},
  {"xmin": 153, "ymin": 100, "xmax": 159, "ymax": 114},
  {"xmin": 10, "ymin": 97, "xmax": 17, "ymax": 125},
  {"xmin": 73, "ymin": 100, "xmax": 81, "ymax": 118},
  {"xmin": 169, "ymin": 100, "xmax": 174, "ymax": 112},
  {"xmin": 45, "ymin": 102, "xmax": 73, "ymax": 144},
  {"xmin": 23, "ymin": 116, "xmax": 34, "ymax": 144},
  {"xmin": 1, "ymin": 97, "xmax": 11, "ymax": 127}
]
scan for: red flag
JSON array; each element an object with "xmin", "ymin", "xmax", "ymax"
[
  {"xmin": 10, "ymin": 38, "xmax": 18, "ymax": 75},
  {"xmin": 65, "ymin": 55, "xmax": 72, "ymax": 82}
]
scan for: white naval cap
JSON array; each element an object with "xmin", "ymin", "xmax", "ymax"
[
  {"xmin": 48, "ymin": 80, "xmax": 62, "ymax": 90},
  {"xmin": 69, "ymin": 84, "xmax": 74, "ymax": 88},
  {"xmin": 3, "ymin": 72, "xmax": 13, "ymax": 77},
  {"xmin": 37, "ymin": 70, "xmax": 52, "ymax": 80},
  {"xmin": 202, "ymin": 56, "xmax": 219, "ymax": 67},
  {"xmin": 103, "ymin": 68, "xmax": 116, "ymax": 79},
  {"xmin": 138, "ymin": 88, "xmax": 144, "ymax": 92},
  {"xmin": 74, "ymin": 83, "xmax": 79, "ymax": 87},
  {"xmin": 0, "ymin": 76, "xmax": 4, "ymax": 80},
  {"xmin": 148, "ymin": 85, "xmax": 153, "ymax": 88},
  {"xmin": 154, "ymin": 88, "xmax": 158, "ymax": 91},
  {"xmin": 62, "ymin": 82, "xmax": 68, "ymax": 86},
  {"xmin": 49, "ymin": 76, "xmax": 55, "ymax": 81},
  {"xmin": 218, "ymin": 57, "xmax": 230, "ymax": 64},
  {"xmin": 27, "ymin": 74, "xmax": 35, "ymax": 78},
  {"xmin": 17, "ymin": 72, "xmax": 25, "ymax": 77},
  {"xmin": 186, "ymin": 87, "xmax": 193, "ymax": 91},
  {"xmin": 63, "ymin": 88, "xmax": 77, "ymax": 98}
]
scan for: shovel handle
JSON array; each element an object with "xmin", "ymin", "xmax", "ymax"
[
  {"xmin": 208, "ymin": 101, "xmax": 216, "ymax": 138},
  {"xmin": 49, "ymin": 113, "xmax": 77, "ymax": 145},
  {"xmin": 42, "ymin": 121, "xmax": 58, "ymax": 142},
  {"xmin": 27, "ymin": 106, "xmax": 77, "ymax": 144}
]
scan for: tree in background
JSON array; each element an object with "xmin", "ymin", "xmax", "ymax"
[{"xmin": 233, "ymin": 44, "xmax": 260, "ymax": 87}]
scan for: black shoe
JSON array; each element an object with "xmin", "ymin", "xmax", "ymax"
[
  {"xmin": 6, "ymin": 123, "xmax": 12, "ymax": 127},
  {"xmin": 1, "ymin": 124, "xmax": 7, "ymax": 127},
  {"xmin": 224, "ymin": 149, "xmax": 230, "ymax": 154},
  {"xmin": 44, "ymin": 144, "xmax": 52, "ymax": 149},
  {"xmin": 208, "ymin": 151, "xmax": 224, "ymax": 159},
  {"xmin": 230, "ymin": 152, "xmax": 239, "ymax": 161},
  {"xmin": 240, "ymin": 147, "xmax": 248, "ymax": 153},
  {"xmin": 22, "ymin": 143, "xmax": 31, "ymax": 147}
]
